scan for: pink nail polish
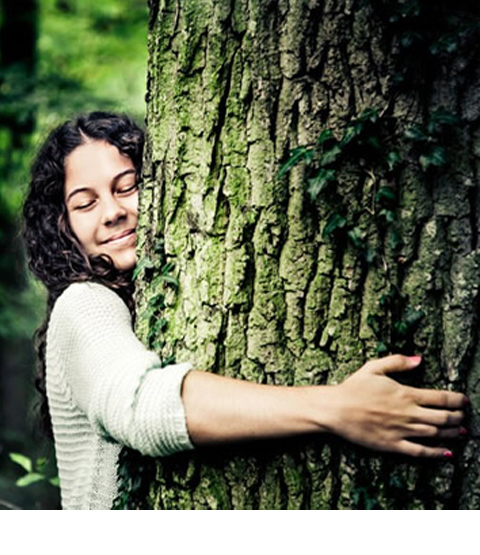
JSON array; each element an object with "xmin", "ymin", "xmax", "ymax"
[
  {"xmin": 464, "ymin": 397, "xmax": 470, "ymax": 407},
  {"xmin": 444, "ymin": 450, "xmax": 453, "ymax": 458},
  {"xmin": 459, "ymin": 427, "xmax": 468, "ymax": 436}
]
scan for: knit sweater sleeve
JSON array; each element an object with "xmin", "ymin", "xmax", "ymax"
[{"xmin": 50, "ymin": 282, "xmax": 194, "ymax": 457}]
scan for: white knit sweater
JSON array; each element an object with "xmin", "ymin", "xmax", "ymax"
[{"xmin": 45, "ymin": 282, "xmax": 193, "ymax": 510}]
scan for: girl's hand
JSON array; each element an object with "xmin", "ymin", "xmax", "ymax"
[{"xmin": 326, "ymin": 355, "xmax": 467, "ymax": 457}]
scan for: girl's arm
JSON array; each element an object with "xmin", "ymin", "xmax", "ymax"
[{"xmin": 181, "ymin": 354, "xmax": 467, "ymax": 457}]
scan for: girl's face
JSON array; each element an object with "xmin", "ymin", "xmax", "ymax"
[{"xmin": 64, "ymin": 140, "xmax": 138, "ymax": 271}]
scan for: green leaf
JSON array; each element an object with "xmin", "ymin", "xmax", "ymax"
[
  {"xmin": 427, "ymin": 110, "xmax": 459, "ymax": 133},
  {"xmin": 419, "ymin": 146, "xmax": 447, "ymax": 171},
  {"xmin": 386, "ymin": 151, "xmax": 401, "ymax": 171},
  {"xmin": 317, "ymin": 129, "xmax": 333, "ymax": 145},
  {"xmin": 394, "ymin": 321, "xmax": 409, "ymax": 336},
  {"xmin": 323, "ymin": 214, "xmax": 347, "ymax": 238},
  {"xmin": 379, "ymin": 209, "xmax": 396, "ymax": 223},
  {"xmin": 320, "ymin": 145, "xmax": 342, "ymax": 166},
  {"xmin": 160, "ymin": 275, "xmax": 179, "ymax": 288},
  {"xmin": 278, "ymin": 147, "xmax": 314, "ymax": 178},
  {"xmin": 9, "ymin": 453, "xmax": 32, "ymax": 473},
  {"xmin": 49, "ymin": 477, "xmax": 60, "ymax": 487},
  {"xmin": 132, "ymin": 257, "xmax": 154, "ymax": 280},
  {"xmin": 162, "ymin": 262, "xmax": 175, "ymax": 275},
  {"xmin": 307, "ymin": 169, "xmax": 336, "ymax": 200},
  {"xmin": 404, "ymin": 126, "xmax": 428, "ymax": 142},
  {"xmin": 364, "ymin": 248, "xmax": 377, "ymax": 265},
  {"xmin": 367, "ymin": 314, "xmax": 381, "ymax": 336},
  {"xmin": 15, "ymin": 473, "xmax": 45, "ymax": 487},
  {"xmin": 404, "ymin": 307, "xmax": 425, "ymax": 327},
  {"xmin": 375, "ymin": 186, "xmax": 396, "ymax": 206},
  {"xmin": 347, "ymin": 227, "xmax": 365, "ymax": 248},
  {"xmin": 340, "ymin": 124, "xmax": 362, "ymax": 147},
  {"xmin": 36, "ymin": 457, "xmax": 47, "ymax": 471},
  {"xmin": 388, "ymin": 228, "xmax": 403, "ymax": 250},
  {"xmin": 356, "ymin": 108, "xmax": 378, "ymax": 124}
]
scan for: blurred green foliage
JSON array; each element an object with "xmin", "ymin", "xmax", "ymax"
[{"xmin": 0, "ymin": 0, "xmax": 148, "ymax": 510}]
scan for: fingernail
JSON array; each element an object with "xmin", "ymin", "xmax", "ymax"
[
  {"xmin": 444, "ymin": 450, "xmax": 453, "ymax": 458},
  {"xmin": 459, "ymin": 427, "xmax": 468, "ymax": 436},
  {"xmin": 408, "ymin": 355, "xmax": 422, "ymax": 365},
  {"xmin": 464, "ymin": 397, "xmax": 470, "ymax": 407}
]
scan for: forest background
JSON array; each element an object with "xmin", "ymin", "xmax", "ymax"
[{"xmin": 0, "ymin": 0, "xmax": 149, "ymax": 510}]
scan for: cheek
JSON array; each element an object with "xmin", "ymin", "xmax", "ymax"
[
  {"xmin": 67, "ymin": 212, "xmax": 95, "ymax": 248},
  {"xmin": 128, "ymin": 191, "xmax": 139, "ymax": 215}
]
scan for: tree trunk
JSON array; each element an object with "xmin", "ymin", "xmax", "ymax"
[{"xmin": 124, "ymin": 0, "xmax": 480, "ymax": 509}]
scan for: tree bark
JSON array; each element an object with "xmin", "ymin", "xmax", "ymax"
[{"xmin": 128, "ymin": 0, "xmax": 480, "ymax": 509}]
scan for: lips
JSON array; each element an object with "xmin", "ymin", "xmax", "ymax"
[{"xmin": 102, "ymin": 229, "xmax": 136, "ymax": 244}]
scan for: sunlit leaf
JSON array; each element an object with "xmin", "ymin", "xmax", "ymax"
[
  {"xmin": 132, "ymin": 257, "xmax": 154, "ymax": 280},
  {"xmin": 9, "ymin": 453, "xmax": 32, "ymax": 473},
  {"xmin": 15, "ymin": 473, "xmax": 45, "ymax": 487}
]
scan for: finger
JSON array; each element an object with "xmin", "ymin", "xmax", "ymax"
[
  {"xmin": 409, "ymin": 387, "xmax": 467, "ymax": 409},
  {"xmin": 396, "ymin": 440, "xmax": 453, "ymax": 458},
  {"xmin": 364, "ymin": 354, "xmax": 422, "ymax": 375},
  {"xmin": 414, "ymin": 407, "xmax": 464, "ymax": 427},
  {"xmin": 407, "ymin": 424, "xmax": 464, "ymax": 440}
]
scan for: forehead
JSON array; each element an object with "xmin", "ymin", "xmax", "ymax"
[{"xmin": 64, "ymin": 140, "xmax": 134, "ymax": 193}]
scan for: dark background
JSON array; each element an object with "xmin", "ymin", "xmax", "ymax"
[{"xmin": 0, "ymin": 0, "xmax": 148, "ymax": 510}]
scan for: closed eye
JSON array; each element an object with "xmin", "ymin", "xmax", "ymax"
[
  {"xmin": 118, "ymin": 184, "xmax": 139, "ymax": 194},
  {"xmin": 74, "ymin": 201, "xmax": 95, "ymax": 211}
]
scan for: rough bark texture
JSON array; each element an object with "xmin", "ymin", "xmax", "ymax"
[{"xmin": 133, "ymin": 0, "xmax": 480, "ymax": 509}]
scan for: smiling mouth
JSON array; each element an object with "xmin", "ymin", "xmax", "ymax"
[{"xmin": 103, "ymin": 229, "xmax": 136, "ymax": 245}]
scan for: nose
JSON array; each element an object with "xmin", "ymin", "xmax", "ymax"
[{"xmin": 101, "ymin": 195, "xmax": 127, "ymax": 226}]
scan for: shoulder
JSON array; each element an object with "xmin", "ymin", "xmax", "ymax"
[{"xmin": 51, "ymin": 282, "xmax": 131, "ymax": 328}]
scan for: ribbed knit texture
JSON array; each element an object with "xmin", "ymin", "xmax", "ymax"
[{"xmin": 45, "ymin": 282, "xmax": 194, "ymax": 510}]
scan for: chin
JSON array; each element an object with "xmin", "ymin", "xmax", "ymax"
[{"xmin": 112, "ymin": 251, "xmax": 137, "ymax": 272}]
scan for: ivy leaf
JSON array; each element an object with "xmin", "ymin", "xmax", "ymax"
[
  {"xmin": 376, "ymin": 341, "xmax": 389, "ymax": 355},
  {"xmin": 320, "ymin": 145, "xmax": 342, "ymax": 166},
  {"xmin": 404, "ymin": 126, "xmax": 428, "ymax": 143},
  {"xmin": 307, "ymin": 169, "xmax": 336, "ymax": 200},
  {"xmin": 394, "ymin": 321, "xmax": 409, "ymax": 336},
  {"xmin": 358, "ymin": 108, "xmax": 379, "ymax": 124},
  {"xmin": 340, "ymin": 123, "xmax": 363, "ymax": 147},
  {"xmin": 375, "ymin": 186, "xmax": 396, "ymax": 206},
  {"xmin": 132, "ymin": 257, "xmax": 154, "ymax": 280},
  {"xmin": 404, "ymin": 307, "xmax": 425, "ymax": 328},
  {"xmin": 386, "ymin": 151, "xmax": 401, "ymax": 171},
  {"xmin": 317, "ymin": 129, "xmax": 333, "ymax": 145},
  {"xmin": 160, "ymin": 275, "xmax": 179, "ymax": 288},
  {"xmin": 16, "ymin": 473, "xmax": 45, "ymax": 487},
  {"xmin": 364, "ymin": 247, "xmax": 377, "ymax": 265},
  {"xmin": 419, "ymin": 146, "xmax": 447, "ymax": 171},
  {"xmin": 278, "ymin": 147, "xmax": 314, "ymax": 178},
  {"xmin": 427, "ymin": 110, "xmax": 459, "ymax": 134},
  {"xmin": 367, "ymin": 314, "xmax": 381, "ymax": 336},
  {"xmin": 388, "ymin": 228, "xmax": 403, "ymax": 250},
  {"xmin": 323, "ymin": 214, "xmax": 347, "ymax": 238},
  {"xmin": 379, "ymin": 209, "xmax": 396, "ymax": 223},
  {"xmin": 347, "ymin": 227, "xmax": 365, "ymax": 248},
  {"xmin": 9, "ymin": 453, "xmax": 32, "ymax": 473}
]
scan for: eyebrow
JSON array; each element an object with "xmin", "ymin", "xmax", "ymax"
[{"xmin": 66, "ymin": 169, "xmax": 136, "ymax": 203}]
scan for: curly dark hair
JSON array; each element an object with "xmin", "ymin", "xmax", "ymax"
[{"xmin": 22, "ymin": 111, "xmax": 144, "ymax": 439}]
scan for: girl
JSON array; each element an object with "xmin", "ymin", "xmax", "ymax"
[{"xmin": 23, "ymin": 112, "xmax": 467, "ymax": 510}]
